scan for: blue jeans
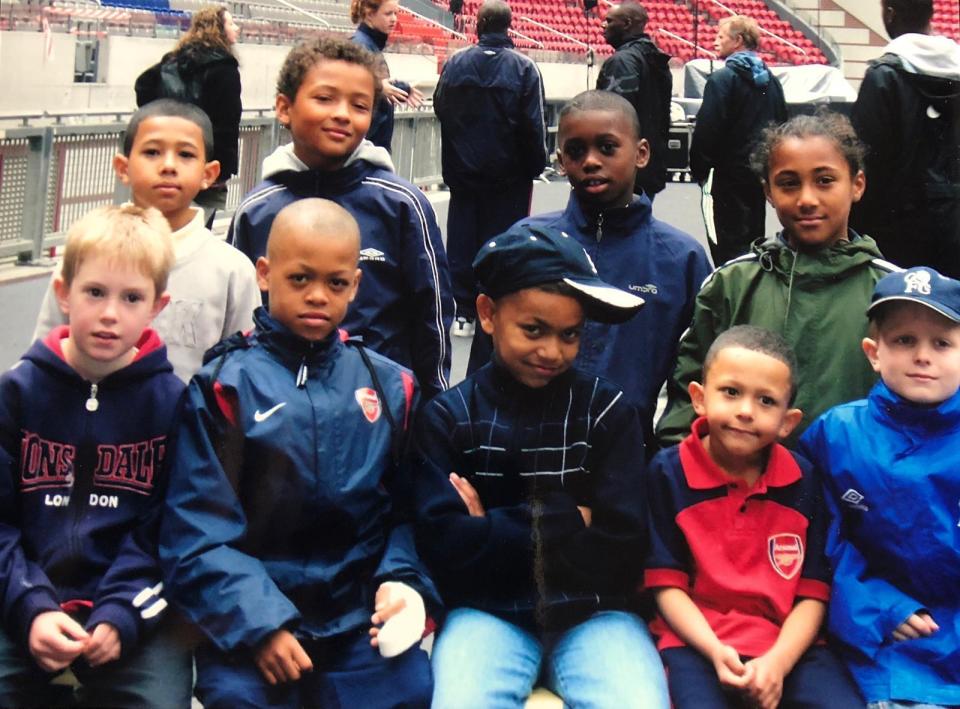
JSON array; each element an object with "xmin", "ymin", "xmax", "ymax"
[
  {"xmin": 0, "ymin": 615, "xmax": 193, "ymax": 708},
  {"xmin": 431, "ymin": 608, "xmax": 670, "ymax": 708}
]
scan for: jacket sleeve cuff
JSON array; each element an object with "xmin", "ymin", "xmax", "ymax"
[
  {"xmin": 644, "ymin": 568, "xmax": 690, "ymax": 592},
  {"xmin": 796, "ymin": 579, "xmax": 831, "ymax": 603},
  {"xmin": 13, "ymin": 591, "xmax": 62, "ymax": 647},
  {"xmin": 884, "ymin": 597, "xmax": 926, "ymax": 641},
  {"xmin": 87, "ymin": 602, "xmax": 140, "ymax": 658}
]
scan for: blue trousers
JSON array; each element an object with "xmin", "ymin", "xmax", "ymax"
[
  {"xmin": 0, "ymin": 615, "xmax": 193, "ymax": 708},
  {"xmin": 431, "ymin": 608, "xmax": 670, "ymax": 708},
  {"xmin": 446, "ymin": 182, "xmax": 534, "ymax": 319},
  {"xmin": 662, "ymin": 645, "xmax": 864, "ymax": 708},
  {"xmin": 195, "ymin": 629, "xmax": 431, "ymax": 709}
]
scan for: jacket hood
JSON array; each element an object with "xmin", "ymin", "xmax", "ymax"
[
  {"xmin": 169, "ymin": 45, "xmax": 236, "ymax": 70},
  {"xmin": 884, "ymin": 33, "xmax": 960, "ymax": 81},
  {"xmin": 261, "ymin": 140, "xmax": 395, "ymax": 179},
  {"xmin": 25, "ymin": 326, "xmax": 173, "ymax": 385},
  {"xmin": 751, "ymin": 230, "xmax": 885, "ymax": 280},
  {"xmin": 619, "ymin": 34, "xmax": 670, "ymax": 63},
  {"xmin": 726, "ymin": 50, "xmax": 771, "ymax": 87}
]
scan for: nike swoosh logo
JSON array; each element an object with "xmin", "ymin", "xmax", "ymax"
[{"xmin": 253, "ymin": 402, "xmax": 286, "ymax": 423}]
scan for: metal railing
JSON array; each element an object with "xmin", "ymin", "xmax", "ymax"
[{"xmin": 0, "ymin": 109, "xmax": 444, "ymax": 263}]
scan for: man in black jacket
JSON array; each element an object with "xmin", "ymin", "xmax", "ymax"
[
  {"xmin": 434, "ymin": 0, "xmax": 548, "ymax": 335},
  {"xmin": 850, "ymin": 0, "xmax": 960, "ymax": 277},
  {"xmin": 598, "ymin": 2, "xmax": 673, "ymax": 200},
  {"xmin": 689, "ymin": 15, "xmax": 786, "ymax": 266}
]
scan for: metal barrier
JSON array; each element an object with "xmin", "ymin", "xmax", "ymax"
[{"xmin": 0, "ymin": 110, "xmax": 444, "ymax": 263}]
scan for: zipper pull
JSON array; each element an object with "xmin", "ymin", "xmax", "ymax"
[
  {"xmin": 85, "ymin": 383, "xmax": 99, "ymax": 412},
  {"xmin": 595, "ymin": 212, "xmax": 604, "ymax": 242},
  {"xmin": 296, "ymin": 358, "xmax": 308, "ymax": 388}
]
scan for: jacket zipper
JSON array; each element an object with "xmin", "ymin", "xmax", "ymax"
[
  {"xmin": 70, "ymin": 382, "xmax": 100, "ymax": 575},
  {"xmin": 595, "ymin": 212, "xmax": 604, "ymax": 242}
]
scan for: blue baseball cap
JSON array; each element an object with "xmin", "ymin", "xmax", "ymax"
[
  {"xmin": 472, "ymin": 224, "xmax": 644, "ymax": 324},
  {"xmin": 867, "ymin": 267, "xmax": 960, "ymax": 323}
]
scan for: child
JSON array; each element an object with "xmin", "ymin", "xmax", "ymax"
[
  {"xmin": 160, "ymin": 198, "xmax": 438, "ymax": 708},
  {"xmin": 414, "ymin": 224, "xmax": 671, "ymax": 707},
  {"xmin": 229, "ymin": 36, "xmax": 453, "ymax": 402},
  {"xmin": 657, "ymin": 111, "xmax": 899, "ymax": 448},
  {"xmin": 799, "ymin": 267, "xmax": 960, "ymax": 706},
  {"xmin": 474, "ymin": 90, "xmax": 711, "ymax": 446},
  {"xmin": 0, "ymin": 205, "xmax": 191, "ymax": 707},
  {"xmin": 646, "ymin": 325, "xmax": 863, "ymax": 708},
  {"xmin": 34, "ymin": 99, "xmax": 261, "ymax": 383}
]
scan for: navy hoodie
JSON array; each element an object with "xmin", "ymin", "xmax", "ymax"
[{"xmin": 0, "ymin": 328, "xmax": 184, "ymax": 656}]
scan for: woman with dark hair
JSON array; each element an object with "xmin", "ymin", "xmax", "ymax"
[
  {"xmin": 350, "ymin": 0, "xmax": 423, "ymax": 152},
  {"xmin": 136, "ymin": 6, "xmax": 242, "ymax": 224}
]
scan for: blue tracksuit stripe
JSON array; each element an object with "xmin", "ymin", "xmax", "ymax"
[{"xmin": 364, "ymin": 176, "xmax": 449, "ymax": 391}]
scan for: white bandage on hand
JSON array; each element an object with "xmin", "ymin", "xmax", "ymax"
[{"xmin": 375, "ymin": 581, "xmax": 426, "ymax": 658}]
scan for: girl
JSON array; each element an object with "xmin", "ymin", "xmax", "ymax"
[
  {"xmin": 657, "ymin": 111, "xmax": 899, "ymax": 448},
  {"xmin": 350, "ymin": 0, "xmax": 423, "ymax": 151},
  {"xmin": 135, "ymin": 6, "xmax": 242, "ymax": 225}
]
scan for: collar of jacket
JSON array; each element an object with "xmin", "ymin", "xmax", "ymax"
[
  {"xmin": 477, "ymin": 32, "xmax": 514, "ymax": 48},
  {"xmin": 25, "ymin": 326, "xmax": 172, "ymax": 388},
  {"xmin": 251, "ymin": 306, "xmax": 343, "ymax": 371},
  {"xmin": 473, "ymin": 358, "xmax": 578, "ymax": 402},
  {"xmin": 725, "ymin": 50, "xmax": 770, "ymax": 87},
  {"xmin": 869, "ymin": 379, "xmax": 960, "ymax": 432},
  {"xmin": 751, "ymin": 230, "xmax": 882, "ymax": 281},
  {"xmin": 356, "ymin": 22, "xmax": 388, "ymax": 50},
  {"xmin": 564, "ymin": 192, "xmax": 653, "ymax": 236},
  {"xmin": 618, "ymin": 34, "xmax": 658, "ymax": 52}
]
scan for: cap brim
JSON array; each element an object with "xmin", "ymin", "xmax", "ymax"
[
  {"xmin": 564, "ymin": 277, "xmax": 644, "ymax": 323},
  {"xmin": 867, "ymin": 295, "xmax": 960, "ymax": 323}
]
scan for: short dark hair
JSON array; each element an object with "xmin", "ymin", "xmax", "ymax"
[
  {"xmin": 558, "ymin": 89, "xmax": 642, "ymax": 140},
  {"xmin": 703, "ymin": 325, "xmax": 798, "ymax": 402},
  {"xmin": 884, "ymin": 0, "xmax": 933, "ymax": 33},
  {"xmin": 477, "ymin": 0, "xmax": 511, "ymax": 34},
  {"xmin": 124, "ymin": 99, "xmax": 214, "ymax": 159},
  {"xmin": 276, "ymin": 36, "xmax": 382, "ymax": 103},
  {"xmin": 617, "ymin": 2, "xmax": 649, "ymax": 32},
  {"xmin": 750, "ymin": 109, "xmax": 866, "ymax": 181}
]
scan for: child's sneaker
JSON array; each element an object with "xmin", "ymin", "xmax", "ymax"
[{"xmin": 452, "ymin": 316, "xmax": 475, "ymax": 338}]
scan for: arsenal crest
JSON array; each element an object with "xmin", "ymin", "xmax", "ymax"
[
  {"xmin": 355, "ymin": 388, "xmax": 382, "ymax": 423},
  {"xmin": 767, "ymin": 534, "xmax": 804, "ymax": 580}
]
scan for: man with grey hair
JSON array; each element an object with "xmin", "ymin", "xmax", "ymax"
[
  {"xmin": 434, "ymin": 0, "xmax": 548, "ymax": 337},
  {"xmin": 598, "ymin": 1, "xmax": 673, "ymax": 200}
]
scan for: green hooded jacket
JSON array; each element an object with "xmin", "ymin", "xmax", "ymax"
[{"xmin": 656, "ymin": 233, "xmax": 899, "ymax": 448}]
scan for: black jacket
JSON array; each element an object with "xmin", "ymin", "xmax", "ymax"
[
  {"xmin": 851, "ymin": 49, "xmax": 960, "ymax": 274},
  {"xmin": 598, "ymin": 35, "xmax": 673, "ymax": 196},
  {"xmin": 351, "ymin": 23, "xmax": 410, "ymax": 152},
  {"xmin": 135, "ymin": 46, "xmax": 242, "ymax": 178},
  {"xmin": 689, "ymin": 54, "xmax": 786, "ymax": 184},
  {"xmin": 434, "ymin": 32, "xmax": 548, "ymax": 191}
]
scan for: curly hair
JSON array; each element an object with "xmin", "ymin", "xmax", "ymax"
[
  {"xmin": 750, "ymin": 109, "xmax": 867, "ymax": 181},
  {"xmin": 276, "ymin": 36, "xmax": 382, "ymax": 102},
  {"xmin": 350, "ymin": 0, "xmax": 384, "ymax": 24},
  {"xmin": 174, "ymin": 6, "xmax": 234, "ymax": 56}
]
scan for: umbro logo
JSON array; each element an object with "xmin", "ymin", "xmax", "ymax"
[
  {"xmin": 840, "ymin": 488, "xmax": 869, "ymax": 511},
  {"xmin": 254, "ymin": 402, "xmax": 286, "ymax": 423},
  {"xmin": 629, "ymin": 283, "xmax": 659, "ymax": 294},
  {"xmin": 359, "ymin": 248, "xmax": 387, "ymax": 262}
]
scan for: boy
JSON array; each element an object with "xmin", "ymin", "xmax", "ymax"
[
  {"xmin": 657, "ymin": 112, "xmax": 898, "ymax": 448},
  {"xmin": 0, "ymin": 205, "xmax": 191, "ymax": 707},
  {"xmin": 160, "ymin": 198, "xmax": 438, "ymax": 708},
  {"xmin": 474, "ymin": 90, "xmax": 710, "ymax": 446},
  {"xmin": 646, "ymin": 325, "xmax": 862, "ymax": 709},
  {"xmin": 800, "ymin": 267, "xmax": 960, "ymax": 706},
  {"xmin": 34, "ymin": 99, "xmax": 261, "ymax": 383},
  {"xmin": 229, "ymin": 36, "xmax": 453, "ymax": 401},
  {"xmin": 414, "ymin": 224, "xmax": 670, "ymax": 707}
]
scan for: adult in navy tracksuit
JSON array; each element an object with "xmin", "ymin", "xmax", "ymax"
[
  {"xmin": 690, "ymin": 15, "xmax": 787, "ymax": 266},
  {"xmin": 229, "ymin": 141, "xmax": 453, "ymax": 402},
  {"xmin": 350, "ymin": 0, "xmax": 421, "ymax": 152},
  {"xmin": 159, "ymin": 308, "xmax": 440, "ymax": 707},
  {"xmin": 0, "ymin": 328, "xmax": 190, "ymax": 707},
  {"xmin": 434, "ymin": 0, "xmax": 548, "ymax": 323}
]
